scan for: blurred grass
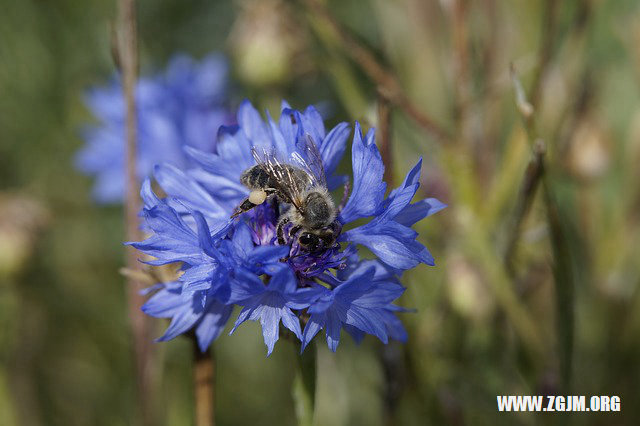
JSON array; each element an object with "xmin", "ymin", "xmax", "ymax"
[{"xmin": 2, "ymin": 0, "xmax": 640, "ymax": 425}]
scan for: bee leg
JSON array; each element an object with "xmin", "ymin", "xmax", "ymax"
[
  {"xmin": 276, "ymin": 217, "xmax": 290, "ymax": 245},
  {"xmin": 289, "ymin": 225, "xmax": 301, "ymax": 238},
  {"xmin": 330, "ymin": 219, "xmax": 342, "ymax": 235},
  {"xmin": 232, "ymin": 188, "xmax": 278, "ymax": 218},
  {"xmin": 231, "ymin": 198, "xmax": 257, "ymax": 218}
]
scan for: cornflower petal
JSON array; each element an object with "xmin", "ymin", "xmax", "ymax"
[
  {"xmin": 230, "ymin": 269, "xmax": 302, "ymax": 355},
  {"xmin": 338, "ymin": 123, "xmax": 387, "ymax": 223}
]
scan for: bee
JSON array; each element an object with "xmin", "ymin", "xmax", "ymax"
[{"xmin": 231, "ymin": 135, "xmax": 341, "ymax": 253}]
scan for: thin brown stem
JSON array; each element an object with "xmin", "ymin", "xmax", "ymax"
[
  {"xmin": 377, "ymin": 90, "xmax": 393, "ymax": 185},
  {"xmin": 304, "ymin": 0, "xmax": 450, "ymax": 142},
  {"xmin": 117, "ymin": 0, "xmax": 154, "ymax": 424},
  {"xmin": 193, "ymin": 340, "xmax": 215, "ymax": 426},
  {"xmin": 477, "ymin": 0, "xmax": 501, "ymax": 181}
]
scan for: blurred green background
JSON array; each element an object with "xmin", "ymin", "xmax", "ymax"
[{"xmin": 2, "ymin": 0, "xmax": 640, "ymax": 425}]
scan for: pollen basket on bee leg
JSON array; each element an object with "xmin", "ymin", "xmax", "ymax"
[{"xmin": 249, "ymin": 189, "xmax": 267, "ymax": 205}]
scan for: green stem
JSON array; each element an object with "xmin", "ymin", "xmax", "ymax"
[{"xmin": 292, "ymin": 342, "xmax": 316, "ymax": 426}]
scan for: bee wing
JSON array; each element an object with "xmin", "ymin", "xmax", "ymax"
[
  {"xmin": 251, "ymin": 147, "xmax": 307, "ymax": 211},
  {"xmin": 291, "ymin": 133, "xmax": 328, "ymax": 189}
]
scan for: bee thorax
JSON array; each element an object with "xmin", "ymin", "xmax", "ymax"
[{"xmin": 303, "ymin": 191, "xmax": 336, "ymax": 229}]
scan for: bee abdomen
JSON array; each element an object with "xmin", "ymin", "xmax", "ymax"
[
  {"xmin": 240, "ymin": 164, "xmax": 311, "ymax": 190},
  {"xmin": 240, "ymin": 165, "xmax": 272, "ymax": 189}
]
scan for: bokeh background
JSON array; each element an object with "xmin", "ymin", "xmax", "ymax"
[{"xmin": 2, "ymin": 0, "xmax": 640, "ymax": 425}]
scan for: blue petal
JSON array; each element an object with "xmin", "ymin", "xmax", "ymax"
[
  {"xmin": 231, "ymin": 222, "xmax": 254, "ymax": 254},
  {"xmin": 266, "ymin": 267, "xmax": 297, "ymax": 294},
  {"xmin": 344, "ymin": 324, "xmax": 365, "ymax": 344},
  {"xmin": 288, "ymin": 286, "xmax": 326, "ymax": 310},
  {"xmin": 343, "ymin": 227, "xmax": 421, "ymax": 270},
  {"xmin": 280, "ymin": 99, "xmax": 292, "ymax": 110},
  {"xmin": 185, "ymin": 136, "xmax": 253, "ymax": 185},
  {"xmin": 187, "ymin": 167, "xmax": 246, "ymax": 207},
  {"xmin": 387, "ymin": 158, "xmax": 422, "ymax": 203},
  {"xmin": 267, "ymin": 111, "xmax": 291, "ymax": 156},
  {"xmin": 319, "ymin": 122, "xmax": 350, "ymax": 178},
  {"xmin": 279, "ymin": 107, "xmax": 297, "ymax": 150},
  {"xmin": 394, "ymin": 198, "xmax": 447, "ymax": 227},
  {"xmin": 157, "ymin": 303, "xmax": 203, "ymax": 341},
  {"xmin": 337, "ymin": 259, "xmax": 399, "ymax": 282},
  {"xmin": 343, "ymin": 305, "xmax": 389, "ymax": 344},
  {"xmin": 339, "ymin": 122, "xmax": 386, "ymax": 223},
  {"xmin": 195, "ymin": 302, "xmax": 233, "ymax": 352},
  {"xmin": 381, "ymin": 310, "xmax": 408, "ymax": 343},
  {"xmin": 303, "ymin": 105, "xmax": 326, "ymax": 139},
  {"xmin": 294, "ymin": 109, "xmax": 323, "ymax": 148},
  {"xmin": 140, "ymin": 178, "xmax": 160, "ymax": 209},
  {"xmin": 301, "ymin": 317, "xmax": 323, "ymax": 352},
  {"xmin": 280, "ymin": 305, "xmax": 303, "ymax": 341},
  {"xmin": 139, "ymin": 282, "xmax": 165, "ymax": 296},
  {"xmin": 352, "ymin": 281, "xmax": 406, "ymax": 308},
  {"xmin": 376, "ymin": 183, "xmax": 419, "ymax": 224},
  {"xmin": 246, "ymin": 245, "xmax": 289, "ymax": 271},
  {"xmin": 141, "ymin": 282, "xmax": 183, "ymax": 318},
  {"xmin": 406, "ymin": 239, "xmax": 435, "ymax": 266},
  {"xmin": 324, "ymin": 309, "xmax": 343, "ymax": 352},
  {"xmin": 257, "ymin": 304, "xmax": 281, "ymax": 356},
  {"xmin": 228, "ymin": 271, "xmax": 266, "ymax": 303},
  {"xmin": 191, "ymin": 210, "xmax": 230, "ymax": 259},
  {"xmin": 341, "ymin": 176, "xmax": 437, "ymax": 269},
  {"xmin": 154, "ymin": 164, "xmax": 226, "ymax": 219},
  {"xmin": 305, "ymin": 287, "xmax": 335, "ymax": 314},
  {"xmin": 180, "ymin": 263, "xmax": 215, "ymax": 292},
  {"xmin": 129, "ymin": 203, "xmax": 205, "ymax": 265},
  {"xmin": 230, "ymin": 303, "xmax": 254, "ymax": 333},
  {"xmin": 238, "ymin": 100, "xmax": 269, "ymax": 147},
  {"xmin": 230, "ymin": 299, "xmax": 283, "ymax": 356}
]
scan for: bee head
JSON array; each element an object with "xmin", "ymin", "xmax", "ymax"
[{"xmin": 297, "ymin": 220, "xmax": 341, "ymax": 253}]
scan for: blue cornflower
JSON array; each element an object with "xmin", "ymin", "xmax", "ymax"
[
  {"xmin": 131, "ymin": 100, "xmax": 445, "ymax": 355},
  {"xmin": 75, "ymin": 53, "xmax": 232, "ymax": 203}
]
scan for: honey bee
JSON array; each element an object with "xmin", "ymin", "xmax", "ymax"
[{"xmin": 232, "ymin": 135, "xmax": 341, "ymax": 253}]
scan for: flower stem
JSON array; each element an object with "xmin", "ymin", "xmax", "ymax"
[
  {"xmin": 117, "ymin": 0, "xmax": 156, "ymax": 424},
  {"xmin": 193, "ymin": 339, "xmax": 216, "ymax": 426},
  {"xmin": 292, "ymin": 342, "xmax": 316, "ymax": 426}
]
